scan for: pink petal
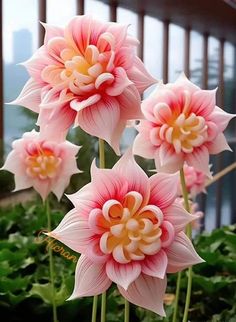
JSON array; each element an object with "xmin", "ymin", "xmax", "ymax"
[
  {"xmin": 207, "ymin": 106, "xmax": 236, "ymax": 132},
  {"xmin": 160, "ymin": 221, "xmax": 175, "ymax": 248},
  {"xmin": 118, "ymin": 274, "xmax": 167, "ymax": 316},
  {"xmin": 133, "ymin": 132, "xmax": 156, "ymax": 159},
  {"xmin": 127, "ymin": 56, "xmax": 157, "ymax": 93},
  {"xmin": 114, "ymin": 47, "xmax": 135, "ymax": 70},
  {"xmin": 191, "ymin": 89, "xmax": 216, "ymax": 117},
  {"xmin": 106, "ymin": 260, "xmax": 141, "ymax": 290},
  {"xmin": 149, "ymin": 172, "xmax": 178, "ymax": 210},
  {"xmin": 207, "ymin": 133, "xmax": 232, "ymax": 154},
  {"xmin": 141, "ymin": 250, "xmax": 167, "ymax": 279},
  {"xmin": 154, "ymin": 143, "xmax": 184, "ymax": 173},
  {"xmin": 85, "ymin": 239, "xmax": 109, "ymax": 264},
  {"xmin": 173, "ymin": 72, "xmax": 200, "ymax": 93},
  {"xmin": 117, "ymin": 85, "xmax": 143, "ymax": 120},
  {"xmin": 47, "ymin": 209, "xmax": 95, "ymax": 253},
  {"xmin": 68, "ymin": 255, "xmax": 112, "ymax": 299},
  {"xmin": 33, "ymin": 179, "xmax": 51, "ymax": 201},
  {"xmin": 166, "ymin": 232, "xmax": 204, "ymax": 273},
  {"xmin": 41, "ymin": 22, "xmax": 64, "ymax": 44},
  {"xmin": 90, "ymin": 160, "xmax": 128, "ymax": 205},
  {"xmin": 163, "ymin": 201, "xmax": 198, "ymax": 232},
  {"xmin": 71, "ymin": 94, "xmax": 101, "ymax": 112},
  {"xmin": 106, "ymin": 67, "xmax": 133, "ymax": 96},
  {"xmin": 106, "ymin": 23, "xmax": 128, "ymax": 50},
  {"xmin": 9, "ymin": 78, "xmax": 41, "ymax": 113},
  {"xmin": 113, "ymin": 149, "xmax": 150, "ymax": 204},
  {"xmin": 76, "ymin": 96, "xmax": 122, "ymax": 154},
  {"xmin": 185, "ymin": 146, "xmax": 211, "ymax": 177}
]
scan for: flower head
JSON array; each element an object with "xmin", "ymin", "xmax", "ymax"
[
  {"xmin": 47, "ymin": 150, "xmax": 203, "ymax": 315},
  {"xmin": 13, "ymin": 15, "xmax": 156, "ymax": 154},
  {"xmin": 2, "ymin": 130, "xmax": 81, "ymax": 200},
  {"xmin": 178, "ymin": 163, "xmax": 211, "ymax": 197},
  {"xmin": 133, "ymin": 74, "xmax": 235, "ymax": 175}
]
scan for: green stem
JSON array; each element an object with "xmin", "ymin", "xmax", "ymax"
[
  {"xmin": 180, "ymin": 168, "xmax": 192, "ymax": 322},
  {"xmin": 172, "ymin": 271, "xmax": 182, "ymax": 322},
  {"xmin": 124, "ymin": 299, "xmax": 130, "ymax": 322},
  {"xmin": 91, "ymin": 295, "xmax": 98, "ymax": 322},
  {"xmin": 99, "ymin": 138, "xmax": 107, "ymax": 322},
  {"xmin": 101, "ymin": 292, "xmax": 107, "ymax": 322},
  {"xmin": 45, "ymin": 198, "xmax": 58, "ymax": 322}
]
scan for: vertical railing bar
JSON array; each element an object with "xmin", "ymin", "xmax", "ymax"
[
  {"xmin": 199, "ymin": 33, "xmax": 209, "ymax": 232},
  {"xmin": 162, "ymin": 20, "xmax": 169, "ymax": 84},
  {"xmin": 215, "ymin": 38, "xmax": 225, "ymax": 229},
  {"xmin": 0, "ymin": 0, "xmax": 3, "ymax": 161},
  {"xmin": 184, "ymin": 27, "xmax": 190, "ymax": 78},
  {"xmin": 109, "ymin": 0, "xmax": 117, "ymax": 22},
  {"xmin": 137, "ymin": 10, "xmax": 144, "ymax": 61},
  {"xmin": 76, "ymin": 0, "xmax": 85, "ymax": 15},
  {"xmin": 38, "ymin": 0, "xmax": 47, "ymax": 47}
]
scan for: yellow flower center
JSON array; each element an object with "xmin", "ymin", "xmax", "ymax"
[
  {"xmin": 98, "ymin": 191, "xmax": 163, "ymax": 264},
  {"xmin": 25, "ymin": 143, "xmax": 61, "ymax": 180}
]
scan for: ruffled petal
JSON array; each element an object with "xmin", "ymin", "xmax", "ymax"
[
  {"xmin": 166, "ymin": 232, "xmax": 204, "ymax": 273},
  {"xmin": 106, "ymin": 260, "xmax": 141, "ymax": 290},
  {"xmin": 149, "ymin": 172, "xmax": 178, "ymax": 210},
  {"xmin": 118, "ymin": 274, "xmax": 167, "ymax": 316},
  {"xmin": 141, "ymin": 250, "xmax": 167, "ymax": 279},
  {"xmin": 207, "ymin": 106, "xmax": 235, "ymax": 132},
  {"xmin": 71, "ymin": 94, "xmax": 101, "ymax": 112},
  {"xmin": 106, "ymin": 67, "xmax": 133, "ymax": 96},
  {"xmin": 47, "ymin": 209, "xmax": 95, "ymax": 253},
  {"xmin": 154, "ymin": 143, "xmax": 184, "ymax": 173},
  {"xmin": 8, "ymin": 78, "xmax": 41, "ymax": 113},
  {"xmin": 68, "ymin": 255, "xmax": 112, "ymax": 299},
  {"xmin": 117, "ymin": 85, "xmax": 143, "ymax": 120}
]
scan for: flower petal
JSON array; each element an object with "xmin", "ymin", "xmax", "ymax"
[
  {"xmin": 141, "ymin": 250, "xmax": 167, "ymax": 279},
  {"xmin": 191, "ymin": 89, "xmax": 216, "ymax": 117},
  {"xmin": 71, "ymin": 94, "xmax": 101, "ymax": 112},
  {"xmin": 127, "ymin": 56, "xmax": 157, "ymax": 93},
  {"xmin": 166, "ymin": 232, "xmax": 204, "ymax": 273},
  {"xmin": 185, "ymin": 146, "xmax": 211, "ymax": 177},
  {"xmin": 8, "ymin": 78, "xmax": 41, "ymax": 113},
  {"xmin": 149, "ymin": 172, "xmax": 178, "ymax": 210},
  {"xmin": 118, "ymin": 274, "xmax": 167, "ymax": 316},
  {"xmin": 68, "ymin": 255, "xmax": 112, "ymax": 299},
  {"xmin": 41, "ymin": 22, "xmax": 64, "ymax": 44},
  {"xmin": 47, "ymin": 209, "xmax": 95, "ymax": 253},
  {"xmin": 207, "ymin": 133, "xmax": 232, "ymax": 154},
  {"xmin": 208, "ymin": 106, "xmax": 235, "ymax": 132},
  {"xmin": 113, "ymin": 149, "xmax": 150, "ymax": 204},
  {"xmin": 106, "ymin": 67, "xmax": 133, "ymax": 96},
  {"xmin": 117, "ymin": 85, "xmax": 143, "ymax": 120},
  {"xmin": 76, "ymin": 96, "xmax": 122, "ymax": 154},
  {"xmin": 154, "ymin": 143, "xmax": 184, "ymax": 173},
  {"xmin": 106, "ymin": 260, "xmax": 141, "ymax": 290},
  {"xmin": 133, "ymin": 132, "xmax": 156, "ymax": 159},
  {"xmin": 163, "ymin": 201, "xmax": 198, "ymax": 232}
]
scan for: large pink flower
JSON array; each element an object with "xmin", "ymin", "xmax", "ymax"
[
  {"xmin": 12, "ymin": 15, "xmax": 156, "ymax": 154},
  {"xmin": 2, "ymin": 130, "xmax": 81, "ymax": 200},
  {"xmin": 133, "ymin": 74, "xmax": 235, "ymax": 175},
  {"xmin": 47, "ymin": 150, "xmax": 203, "ymax": 315}
]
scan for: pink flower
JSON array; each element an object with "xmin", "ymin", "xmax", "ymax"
[
  {"xmin": 12, "ymin": 15, "xmax": 156, "ymax": 154},
  {"xmin": 133, "ymin": 74, "xmax": 235, "ymax": 175},
  {"xmin": 2, "ymin": 130, "xmax": 81, "ymax": 200},
  {"xmin": 178, "ymin": 163, "xmax": 211, "ymax": 197},
  {"xmin": 47, "ymin": 150, "xmax": 203, "ymax": 315}
]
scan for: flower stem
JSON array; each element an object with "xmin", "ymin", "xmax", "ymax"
[
  {"xmin": 45, "ymin": 198, "xmax": 58, "ymax": 322},
  {"xmin": 172, "ymin": 271, "xmax": 182, "ymax": 322},
  {"xmin": 99, "ymin": 138, "xmax": 106, "ymax": 322},
  {"xmin": 92, "ymin": 295, "xmax": 98, "ymax": 322},
  {"xmin": 180, "ymin": 168, "xmax": 192, "ymax": 322},
  {"xmin": 101, "ymin": 292, "xmax": 107, "ymax": 322},
  {"xmin": 124, "ymin": 299, "xmax": 130, "ymax": 322}
]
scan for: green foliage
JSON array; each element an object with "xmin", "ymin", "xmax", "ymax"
[{"xmin": 0, "ymin": 201, "xmax": 236, "ymax": 321}]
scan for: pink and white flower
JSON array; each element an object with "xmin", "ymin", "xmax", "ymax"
[
  {"xmin": 178, "ymin": 163, "xmax": 211, "ymax": 197},
  {"xmin": 12, "ymin": 15, "xmax": 156, "ymax": 154},
  {"xmin": 47, "ymin": 150, "xmax": 203, "ymax": 315},
  {"xmin": 133, "ymin": 74, "xmax": 235, "ymax": 175},
  {"xmin": 2, "ymin": 130, "xmax": 81, "ymax": 200}
]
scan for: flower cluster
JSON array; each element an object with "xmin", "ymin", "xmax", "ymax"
[{"xmin": 2, "ymin": 14, "xmax": 236, "ymax": 318}]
